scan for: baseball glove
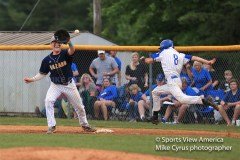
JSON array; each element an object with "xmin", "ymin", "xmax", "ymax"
[{"xmin": 54, "ymin": 29, "xmax": 70, "ymax": 44}]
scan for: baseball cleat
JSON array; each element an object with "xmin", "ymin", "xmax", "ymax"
[
  {"xmin": 82, "ymin": 125, "xmax": 97, "ymax": 132},
  {"xmin": 46, "ymin": 126, "xmax": 56, "ymax": 134}
]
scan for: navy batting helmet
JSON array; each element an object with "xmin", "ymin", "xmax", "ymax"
[{"xmin": 159, "ymin": 39, "xmax": 174, "ymax": 50}]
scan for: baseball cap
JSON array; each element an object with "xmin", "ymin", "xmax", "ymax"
[
  {"xmin": 98, "ymin": 50, "xmax": 105, "ymax": 55},
  {"xmin": 156, "ymin": 73, "xmax": 165, "ymax": 82}
]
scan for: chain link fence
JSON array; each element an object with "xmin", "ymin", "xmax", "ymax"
[{"xmin": 0, "ymin": 47, "xmax": 239, "ymax": 125}]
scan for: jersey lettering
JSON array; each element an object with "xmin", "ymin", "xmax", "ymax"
[
  {"xmin": 50, "ymin": 61, "xmax": 67, "ymax": 70},
  {"xmin": 173, "ymin": 54, "xmax": 178, "ymax": 65}
]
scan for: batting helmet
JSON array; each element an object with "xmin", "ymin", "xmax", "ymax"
[{"xmin": 159, "ymin": 39, "xmax": 174, "ymax": 50}]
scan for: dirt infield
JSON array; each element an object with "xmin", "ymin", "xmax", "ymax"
[
  {"xmin": 0, "ymin": 125, "xmax": 239, "ymax": 138},
  {"xmin": 0, "ymin": 147, "xmax": 186, "ymax": 160}
]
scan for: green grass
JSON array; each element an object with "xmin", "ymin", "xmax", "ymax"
[
  {"xmin": 0, "ymin": 133, "xmax": 239, "ymax": 160},
  {"xmin": 0, "ymin": 117, "xmax": 239, "ymax": 133},
  {"xmin": 0, "ymin": 117, "xmax": 240, "ymax": 160}
]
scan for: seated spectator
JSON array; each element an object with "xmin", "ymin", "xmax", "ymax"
[
  {"xmin": 78, "ymin": 73, "xmax": 97, "ymax": 118},
  {"xmin": 218, "ymin": 70, "xmax": 233, "ymax": 93},
  {"xmin": 180, "ymin": 63, "xmax": 192, "ymax": 86},
  {"xmin": 191, "ymin": 61, "xmax": 213, "ymax": 96},
  {"xmin": 94, "ymin": 78, "xmax": 118, "ymax": 120},
  {"xmin": 218, "ymin": 79, "xmax": 240, "ymax": 125},
  {"xmin": 204, "ymin": 64, "xmax": 219, "ymax": 89},
  {"xmin": 138, "ymin": 73, "xmax": 166, "ymax": 121},
  {"xmin": 161, "ymin": 78, "xmax": 198, "ymax": 124},
  {"xmin": 125, "ymin": 52, "xmax": 148, "ymax": 92},
  {"xmin": 127, "ymin": 84, "xmax": 143, "ymax": 122},
  {"xmin": 35, "ymin": 94, "xmax": 65, "ymax": 118}
]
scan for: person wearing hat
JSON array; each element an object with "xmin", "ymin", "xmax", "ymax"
[
  {"xmin": 24, "ymin": 34, "xmax": 96, "ymax": 133},
  {"xmin": 138, "ymin": 73, "xmax": 171, "ymax": 121},
  {"xmin": 142, "ymin": 39, "xmax": 222, "ymax": 124},
  {"xmin": 89, "ymin": 50, "xmax": 119, "ymax": 90}
]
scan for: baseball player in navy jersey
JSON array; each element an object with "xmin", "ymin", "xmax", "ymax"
[
  {"xmin": 24, "ymin": 36, "xmax": 96, "ymax": 133},
  {"xmin": 143, "ymin": 39, "xmax": 229, "ymax": 124}
]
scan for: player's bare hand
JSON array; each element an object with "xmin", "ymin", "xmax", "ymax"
[
  {"xmin": 24, "ymin": 77, "xmax": 34, "ymax": 83},
  {"xmin": 208, "ymin": 58, "xmax": 216, "ymax": 65}
]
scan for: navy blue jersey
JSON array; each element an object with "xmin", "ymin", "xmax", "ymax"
[{"xmin": 39, "ymin": 49, "xmax": 73, "ymax": 84}]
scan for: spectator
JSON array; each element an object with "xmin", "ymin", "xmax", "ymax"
[
  {"xmin": 161, "ymin": 78, "xmax": 198, "ymax": 124},
  {"xmin": 219, "ymin": 70, "xmax": 233, "ymax": 93},
  {"xmin": 204, "ymin": 64, "xmax": 219, "ymax": 89},
  {"xmin": 35, "ymin": 94, "xmax": 66, "ymax": 118},
  {"xmin": 78, "ymin": 73, "xmax": 97, "ymax": 118},
  {"xmin": 180, "ymin": 63, "xmax": 192, "ymax": 86},
  {"xmin": 89, "ymin": 50, "xmax": 119, "ymax": 90},
  {"xmin": 71, "ymin": 62, "xmax": 79, "ymax": 83},
  {"xmin": 94, "ymin": 78, "xmax": 118, "ymax": 120},
  {"xmin": 127, "ymin": 84, "xmax": 143, "ymax": 122},
  {"xmin": 191, "ymin": 61, "xmax": 213, "ymax": 96},
  {"xmin": 218, "ymin": 79, "xmax": 240, "ymax": 125},
  {"xmin": 108, "ymin": 50, "xmax": 122, "ymax": 87},
  {"xmin": 125, "ymin": 52, "xmax": 148, "ymax": 92},
  {"xmin": 138, "ymin": 73, "xmax": 166, "ymax": 121}
]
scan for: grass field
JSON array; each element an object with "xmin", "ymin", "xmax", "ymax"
[{"xmin": 0, "ymin": 117, "xmax": 239, "ymax": 160}]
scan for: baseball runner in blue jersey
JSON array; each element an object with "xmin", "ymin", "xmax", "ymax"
[
  {"xmin": 24, "ymin": 34, "xmax": 96, "ymax": 133},
  {"xmin": 143, "ymin": 39, "xmax": 229, "ymax": 124}
]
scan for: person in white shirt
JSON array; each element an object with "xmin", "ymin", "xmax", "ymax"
[{"xmin": 143, "ymin": 39, "xmax": 226, "ymax": 124}]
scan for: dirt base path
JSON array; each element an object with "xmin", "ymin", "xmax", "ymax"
[
  {"xmin": 0, "ymin": 147, "xmax": 186, "ymax": 160},
  {"xmin": 0, "ymin": 125, "xmax": 239, "ymax": 138}
]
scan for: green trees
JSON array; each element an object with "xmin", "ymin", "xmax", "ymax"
[{"xmin": 0, "ymin": 0, "xmax": 92, "ymax": 31}]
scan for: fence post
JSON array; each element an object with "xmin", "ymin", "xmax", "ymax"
[{"xmin": 149, "ymin": 53, "xmax": 153, "ymax": 116}]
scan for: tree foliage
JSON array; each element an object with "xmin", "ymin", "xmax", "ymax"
[
  {"xmin": 0, "ymin": 0, "xmax": 92, "ymax": 31},
  {"xmin": 101, "ymin": 0, "xmax": 240, "ymax": 45}
]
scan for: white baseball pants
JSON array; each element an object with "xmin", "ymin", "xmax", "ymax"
[
  {"xmin": 45, "ymin": 81, "xmax": 88, "ymax": 127},
  {"xmin": 152, "ymin": 77, "xmax": 203, "ymax": 112}
]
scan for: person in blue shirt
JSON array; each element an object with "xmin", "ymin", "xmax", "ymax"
[
  {"xmin": 191, "ymin": 61, "xmax": 213, "ymax": 96},
  {"xmin": 126, "ymin": 84, "xmax": 143, "ymax": 122},
  {"xmin": 71, "ymin": 62, "xmax": 79, "ymax": 83},
  {"xmin": 109, "ymin": 50, "xmax": 122, "ymax": 87},
  {"xmin": 180, "ymin": 63, "xmax": 192, "ymax": 86},
  {"xmin": 162, "ymin": 77, "xmax": 198, "ymax": 124},
  {"xmin": 162, "ymin": 77, "xmax": 229, "ymax": 124},
  {"xmin": 138, "ymin": 73, "xmax": 170, "ymax": 121},
  {"xmin": 94, "ymin": 78, "xmax": 118, "ymax": 120},
  {"xmin": 218, "ymin": 79, "xmax": 240, "ymax": 125}
]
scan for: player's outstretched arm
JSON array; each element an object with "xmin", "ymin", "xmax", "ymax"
[
  {"xmin": 24, "ymin": 73, "xmax": 46, "ymax": 84},
  {"xmin": 67, "ymin": 40, "xmax": 75, "ymax": 55},
  {"xmin": 24, "ymin": 77, "xmax": 34, "ymax": 83},
  {"xmin": 191, "ymin": 56, "xmax": 216, "ymax": 65}
]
